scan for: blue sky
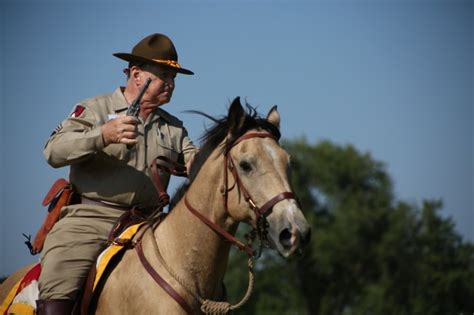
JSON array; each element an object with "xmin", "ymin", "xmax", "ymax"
[{"xmin": 0, "ymin": 0, "xmax": 472, "ymax": 276}]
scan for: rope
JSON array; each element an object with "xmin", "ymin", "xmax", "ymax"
[
  {"xmin": 230, "ymin": 258, "xmax": 255, "ymax": 310},
  {"xmin": 147, "ymin": 228, "xmax": 256, "ymax": 314},
  {"xmin": 201, "ymin": 258, "xmax": 255, "ymax": 314}
]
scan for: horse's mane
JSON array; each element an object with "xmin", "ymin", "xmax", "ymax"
[{"xmin": 169, "ymin": 101, "xmax": 280, "ymax": 209}]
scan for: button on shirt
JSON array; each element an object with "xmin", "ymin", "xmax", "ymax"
[{"xmin": 44, "ymin": 87, "xmax": 196, "ymax": 207}]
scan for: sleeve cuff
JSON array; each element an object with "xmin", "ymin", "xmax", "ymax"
[{"xmin": 88, "ymin": 126, "xmax": 105, "ymax": 151}]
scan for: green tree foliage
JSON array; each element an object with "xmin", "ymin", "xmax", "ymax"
[{"xmin": 224, "ymin": 139, "xmax": 474, "ymax": 314}]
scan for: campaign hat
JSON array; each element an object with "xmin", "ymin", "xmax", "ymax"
[{"xmin": 113, "ymin": 33, "xmax": 194, "ymax": 75}]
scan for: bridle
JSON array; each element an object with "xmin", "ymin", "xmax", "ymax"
[{"xmin": 185, "ymin": 131, "xmax": 296, "ymax": 258}]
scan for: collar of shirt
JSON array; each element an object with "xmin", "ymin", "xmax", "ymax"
[{"xmin": 112, "ymin": 87, "xmax": 130, "ymax": 114}]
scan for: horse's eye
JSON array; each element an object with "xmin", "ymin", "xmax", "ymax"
[{"xmin": 239, "ymin": 160, "xmax": 252, "ymax": 173}]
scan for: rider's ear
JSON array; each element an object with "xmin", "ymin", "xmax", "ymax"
[
  {"xmin": 266, "ymin": 105, "xmax": 280, "ymax": 129},
  {"xmin": 228, "ymin": 97, "xmax": 246, "ymax": 136}
]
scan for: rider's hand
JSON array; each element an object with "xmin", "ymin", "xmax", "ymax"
[{"xmin": 101, "ymin": 116, "xmax": 139, "ymax": 146}]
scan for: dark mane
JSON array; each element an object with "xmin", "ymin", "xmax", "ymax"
[{"xmin": 169, "ymin": 101, "xmax": 280, "ymax": 209}]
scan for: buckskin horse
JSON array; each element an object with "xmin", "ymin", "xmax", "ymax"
[{"xmin": 1, "ymin": 97, "xmax": 311, "ymax": 314}]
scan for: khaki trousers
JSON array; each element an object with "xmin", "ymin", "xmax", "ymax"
[{"xmin": 38, "ymin": 204, "xmax": 124, "ymax": 300}]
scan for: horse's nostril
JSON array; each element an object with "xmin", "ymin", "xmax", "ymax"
[
  {"xmin": 279, "ymin": 229, "xmax": 292, "ymax": 249},
  {"xmin": 301, "ymin": 228, "xmax": 311, "ymax": 247}
]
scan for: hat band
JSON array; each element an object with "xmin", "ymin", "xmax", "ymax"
[{"xmin": 152, "ymin": 59, "xmax": 181, "ymax": 69}]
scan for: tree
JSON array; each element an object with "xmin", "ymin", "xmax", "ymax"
[{"xmin": 224, "ymin": 138, "xmax": 474, "ymax": 314}]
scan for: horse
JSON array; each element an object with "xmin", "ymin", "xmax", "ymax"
[{"xmin": 1, "ymin": 97, "xmax": 311, "ymax": 314}]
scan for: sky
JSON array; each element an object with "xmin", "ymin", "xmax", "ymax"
[{"xmin": 0, "ymin": 0, "xmax": 472, "ymax": 276}]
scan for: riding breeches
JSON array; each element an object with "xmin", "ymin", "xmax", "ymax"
[{"xmin": 38, "ymin": 204, "xmax": 124, "ymax": 300}]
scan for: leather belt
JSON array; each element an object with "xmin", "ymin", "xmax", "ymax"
[{"xmin": 81, "ymin": 197, "xmax": 132, "ymax": 211}]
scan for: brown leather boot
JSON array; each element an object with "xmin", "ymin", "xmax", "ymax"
[{"xmin": 36, "ymin": 299, "xmax": 75, "ymax": 315}]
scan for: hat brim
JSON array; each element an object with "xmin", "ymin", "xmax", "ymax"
[{"xmin": 113, "ymin": 53, "xmax": 194, "ymax": 75}]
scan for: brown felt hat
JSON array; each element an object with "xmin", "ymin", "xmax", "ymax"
[{"xmin": 113, "ymin": 33, "xmax": 194, "ymax": 75}]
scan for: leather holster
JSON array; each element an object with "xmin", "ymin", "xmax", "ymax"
[{"xmin": 32, "ymin": 178, "xmax": 74, "ymax": 254}]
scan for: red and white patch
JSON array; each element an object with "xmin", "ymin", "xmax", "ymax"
[{"xmin": 71, "ymin": 105, "xmax": 85, "ymax": 118}]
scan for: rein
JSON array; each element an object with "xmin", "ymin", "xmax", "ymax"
[{"xmin": 136, "ymin": 131, "xmax": 297, "ymax": 315}]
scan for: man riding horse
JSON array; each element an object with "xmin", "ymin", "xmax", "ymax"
[
  {"xmin": 37, "ymin": 33, "xmax": 197, "ymax": 314},
  {"xmin": 1, "ymin": 32, "xmax": 312, "ymax": 315}
]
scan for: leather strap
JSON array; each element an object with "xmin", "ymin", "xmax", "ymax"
[
  {"xmin": 80, "ymin": 262, "xmax": 97, "ymax": 315},
  {"xmin": 150, "ymin": 159, "xmax": 171, "ymax": 205},
  {"xmin": 42, "ymin": 178, "xmax": 70, "ymax": 206},
  {"xmin": 135, "ymin": 241, "xmax": 193, "ymax": 315},
  {"xmin": 256, "ymin": 192, "xmax": 295, "ymax": 217},
  {"xmin": 229, "ymin": 132, "xmax": 277, "ymax": 149},
  {"xmin": 184, "ymin": 197, "xmax": 254, "ymax": 257},
  {"xmin": 228, "ymin": 158, "xmax": 256, "ymax": 209},
  {"xmin": 226, "ymin": 150, "xmax": 295, "ymax": 219},
  {"xmin": 33, "ymin": 185, "xmax": 74, "ymax": 254},
  {"xmin": 154, "ymin": 156, "xmax": 188, "ymax": 177}
]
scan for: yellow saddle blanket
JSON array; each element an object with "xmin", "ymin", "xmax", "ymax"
[{"xmin": 0, "ymin": 223, "xmax": 144, "ymax": 315}]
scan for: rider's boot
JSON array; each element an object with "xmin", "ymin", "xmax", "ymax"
[{"xmin": 36, "ymin": 299, "xmax": 75, "ymax": 315}]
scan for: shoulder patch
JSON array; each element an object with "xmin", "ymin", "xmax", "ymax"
[{"xmin": 71, "ymin": 104, "xmax": 85, "ymax": 118}]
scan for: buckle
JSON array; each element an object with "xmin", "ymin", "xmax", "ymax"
[{"xmin": 248, "ymin": 198, "xmax": 258, "ymax": 211}]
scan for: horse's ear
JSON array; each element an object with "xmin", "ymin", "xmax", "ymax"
[
  {"xmin": 266, "ymin": 105, "xmax": 280, "ymax": 129},
  {"xmin": 228, "ymin": 97, "xmax": 246, "ymax": 136}
]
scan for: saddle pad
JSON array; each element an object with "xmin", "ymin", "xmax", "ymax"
[
  {"xmin": 0, "ymin": 223, "xmax": 144, "ymax": 314},
  {"xmin": 93, "ymin": 223, "xmax": 144, "ymax": 290}
]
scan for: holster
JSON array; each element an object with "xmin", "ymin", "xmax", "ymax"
[{"xmin": 32, "ymin": 178, "xmax": 74, "ymax": 254}]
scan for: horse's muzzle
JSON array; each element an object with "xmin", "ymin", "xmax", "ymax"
[{"xmin": 266, "ymin": 201, "xmax": 312, "ymax": 257}]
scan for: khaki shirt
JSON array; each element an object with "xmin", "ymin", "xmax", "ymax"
[{"xmin": 44, "ymin": 87, "xmax": 196, "ymax": 207}]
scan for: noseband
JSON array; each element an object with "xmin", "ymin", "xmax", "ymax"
[{"xmin": 185, "ymin": 131, "xmax": 296, "ymax": 258}]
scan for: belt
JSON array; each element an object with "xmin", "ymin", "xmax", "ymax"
[
  {"xmin": 81, "ymin": 197, "xmax": 132, "ymax": 211},
  {"xmin": 80, "ymin": 197, "xmax": 158, "ymax": 214}
]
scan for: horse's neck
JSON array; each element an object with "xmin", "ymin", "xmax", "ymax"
[{"xmin": 154, "ymin": 155, "xmax": 236, "ymax": 297}]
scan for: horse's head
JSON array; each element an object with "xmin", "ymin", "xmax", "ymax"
[{"xmin": 222, "ymin": 98, "xmax": 311, "ymax": 257}]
